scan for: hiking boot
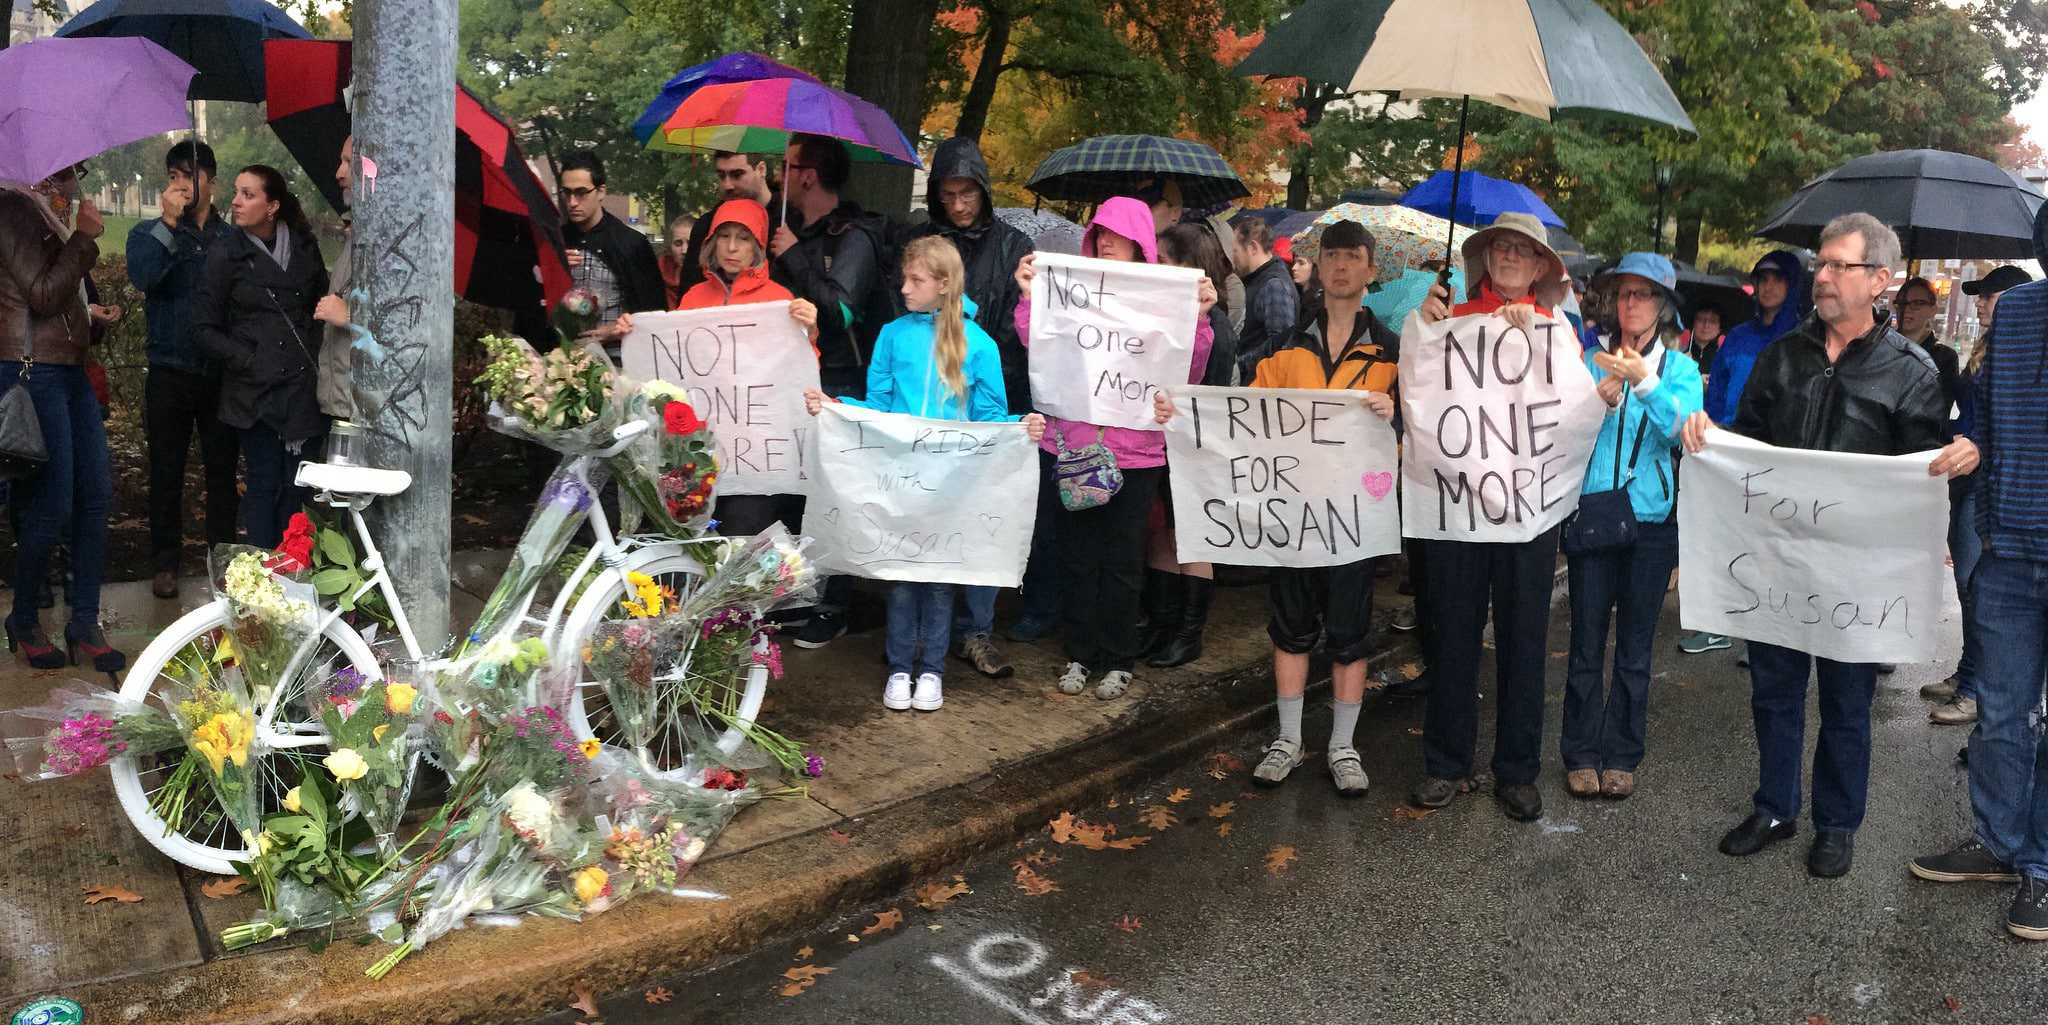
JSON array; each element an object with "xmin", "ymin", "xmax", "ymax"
[
  {"xmin": 792, "ymin": 609, "xmax": 846, "ymax": 649},
  {"xmin": 1599, "ymin": 769, "xmax": 1635, "ymax": 800},
  {"xmin": 2009, "ymin": 877, "xmax": 2048, "ymax": 941},
  {"xmin": 1496, "ymin": 782, "xmax": 1543, "ymax": 822},
  {"xmin": 882, "ymin": 672, "xmax": 913, "ymax": 711},
  {"xmin": 1093, "ymin": 669, "xmax": 1133, "ymax": 700},
  {"xmin": 912, "ymin": 673, "xmax": 944, "ymax": 712},
  {"xmin": 1911, "ymin": 839, "xmax": 2020, "ymax": 883},
  {"xmin": 1719, "ymin": 813, "xmax": 1795, "ymax": 857},
  {"xmin": 1251, "ymin": 738, "xmax": 1304, "ymax": 787},
  {"xmin": 1808, "ymin": 831, "xmax": 1855, "ymax": 878},
  {"xmin": 1057, "ymin": 662, "xmax": 1090, "ymax": 696},
  {"xmin": 1920, "ymin": 676, "xmax": 1961, "ymax": 702},
  {"xmin": 1327, "ymin": 747, "xmax": 1369, "ymax": 797},
  {"xmin": 957, "ymin": 634, "xmax": 1014, "ymax": 679},
  {"xmin": 1678, "ymin": 631, "xmax": 1730, "ymax": 654},
  {"xmin": 1930, "ymin": 696, "xmax": 1979, "ymax": 725},
  {"xmin": 1390, "ymin": 603, "xmax": 1418, "ymax": 633},
  {"xmin": 1411, "ymin": 776, "xmax": 1463, "ymax": 809},
  {"xmin": 1565, "ymin": 768, "xmax": 1601, "ymax": 798}
]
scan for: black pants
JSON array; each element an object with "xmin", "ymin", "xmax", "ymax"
[
  {"xmin": 1421, "ymin": 528, "xmax": 1560, "ymax": 786},
  {"xmin": 1019, "ymin": 451, "xmax": 1065, "ymax": 626},
  {"xmin": 1060, "ymin": 464, "xmax": 1164, "ymax": 672},
  {"xmin": 715, "ymin": 493, "xmax": 805, "ymax": 540},
  {"xmin": 240, "ymin": 425, "xmax": 324, "ymax": 549},
  {"xmin": 816, "ymin": 365, "xmax": 867, "ymax": 613},
  {"xmin": 145, "ymin": 366, "xmax": 239, "ymax": 572}
]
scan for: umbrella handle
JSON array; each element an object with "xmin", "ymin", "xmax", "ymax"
[{"xmin": 1440, "ymin": 95, "xmax": 1471, "ymax": 296}]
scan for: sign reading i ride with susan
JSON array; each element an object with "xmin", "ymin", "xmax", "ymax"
[
  {"xmin": 1026, "ymin": 252, "xmax": 1202, "ymax": 431},
  {"xmin": 1398, "ymin": 311, "xmax": 1605, "ymax": 543}
]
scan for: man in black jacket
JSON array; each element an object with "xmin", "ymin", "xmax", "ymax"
[
  {"xmin": 1231, "ymin": 217, "xmax": 1298, "ymax": 382},
  {"xmin": 1681, "ymin": 213, "xmax": 1975, "ymax": 879},
  {"xmin": 557, "ymin": 150, "xmax": 666, "ymax": 357},
  {"xmin": 901, "ymin": 137, "xmax": 1035, "ymax": 678}
]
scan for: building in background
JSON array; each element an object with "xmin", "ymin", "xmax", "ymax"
[{"xmin": 9, "ymin": 0, "xmax": 75, "ymax": 46}]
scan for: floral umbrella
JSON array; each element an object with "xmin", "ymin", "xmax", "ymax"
[{"xmin": 1291, "ymin": 203, "xmax": 1475, "ymax": 283}]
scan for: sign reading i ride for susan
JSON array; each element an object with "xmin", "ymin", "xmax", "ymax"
[{"xmin": 1026, "ymin": 252, "xmax": 1202, "ymax": 431}]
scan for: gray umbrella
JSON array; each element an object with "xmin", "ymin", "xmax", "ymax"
[{"xmin": 996, "ymin": 207, "xmax": 1086, "ymax": 256}]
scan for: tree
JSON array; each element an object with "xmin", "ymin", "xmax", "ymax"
[
  {"xmin": 843, "ymin": 0, "xmax": 942, "ymax": 216},
  {"xmin": 1814, "ymin": 0, "xmax": 2018, "ymax": 159}
]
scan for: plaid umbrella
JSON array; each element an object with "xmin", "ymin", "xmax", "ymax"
[
  {"xmin": 1026, "ymin": 135, "xmax": 1250, "ymax": 207},
  {"xmin": 1292, "ymin": 203, "xmax": 1475, "ymax": 282}
]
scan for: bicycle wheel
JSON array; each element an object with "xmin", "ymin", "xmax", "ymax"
[
  {"xmin": 108, "ymin": 600, "xmax": 383, "ymax": 875},
  {"xmin": 560, "ymin": 545, "xmax": 771, "ymax": 782}
]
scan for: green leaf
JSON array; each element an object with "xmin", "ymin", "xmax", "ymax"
[
  {"xmin": 311, "ymin": 568, "xmax": 357, "ymax": 595},
  {"xmin": 317, "ymin": 528, "xmax": 357, "ymax": 570}
]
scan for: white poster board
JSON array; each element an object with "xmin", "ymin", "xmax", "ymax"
[
  {"xmin": 1399, "ymin": 311, "xmax": 1606, "ymax": 542},
  {"xmin": 802, "ymin": 404, "xmax": 1039, "ymax": 587},
  {"xmin": 1678, "ymin": 428, "xmax": 1945, "ymax": 664},
  {"xmin": 1026, "ymin": 252, "xmax": 1202, "ymax": 431},
  {"xmin": 1163, "ymin": 386, "xmax": 1402, "ymax": 567},
  {"xmin": 619, "ymin": 302, "xmax": 820, "ymax": 495}
]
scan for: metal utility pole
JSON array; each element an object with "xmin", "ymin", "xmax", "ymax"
[{"xmin": 349, "ymin": 0, "xmax": 457, "ymax": 651}]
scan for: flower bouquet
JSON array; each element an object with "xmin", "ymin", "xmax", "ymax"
[
  {"xmin": 156, "ymin": 657, "xmax": 265, "ymax": 858},
  {"xmin": 475, "ymin": 332, "xmax": 622, "ymax": 454},
  {"xmin": 610, "ymin": 380, "xmax": 718, "ymax": 540},
  {"xmin": 0, "ymin": 683, "xmax": 184, "ymax": 780},
  {"xmin": 211, "ymin": 532, "xmax": 321, "ymax": 711},
  {"xmin": 581, "ymin": 571, "xmax": 685, "ymax": 759},
  {"xmin": 312, "ymin": 665, "xmax": 422, "ymax": 856},
  {"xmin": 222, "ymin": 766, "xmax": 380, "ymax": 947}
]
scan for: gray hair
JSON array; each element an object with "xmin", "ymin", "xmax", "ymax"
[{"xmin": 1819, "ymin": 212, "xmax": 1901, "ymax": 272}]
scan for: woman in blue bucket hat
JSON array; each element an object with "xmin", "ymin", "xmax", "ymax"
[{"xmin": 1560, "ymin": 252, "xmax": 1703, "ymax": 801}]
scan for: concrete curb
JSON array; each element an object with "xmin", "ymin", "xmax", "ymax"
[{"xmin": 50, "ymin": 625, "xmax": 1422, "ymax": 1025}]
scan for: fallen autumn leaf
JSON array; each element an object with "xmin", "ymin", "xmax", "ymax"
[
  {"xmin": 781, "ymin": 964, "xmax": 834, "ymax": 997},
  {"xmin": 1138, "ymin": 805, "xmax": 1178, "ymax": 831},
  {"xmin": 1264, "ymin": 845, "xmax": 1299, "ymax": 875},
  {"xmin": 81, "ymin": 884, "xmax": 143, "ymax": 905},
  {"xmin": 568, "ymin": 985, "xmax": 599, "ymax": 1017},
  {"xmin": 1166, "ymin": 787, "xmax": 1192, "ymax": 804},
  {"xmin": 861, "ymin": 908, "xmax": 904, "ymax": 935},
  {"xmin": 915, "ymin": 876, "xmax": 971, "ymax": 910},
  {"xmin": 646, "ymin": 986, "xmax": 673, "ymax": 1005},
  {"xmin": 200, "ymin": 877, "xmax": 248, "ymax": 899}
]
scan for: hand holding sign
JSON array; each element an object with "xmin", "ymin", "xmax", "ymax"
[{"xmin": 1026, "ymin": 252, "xmax": 1203, "ymax": 431}]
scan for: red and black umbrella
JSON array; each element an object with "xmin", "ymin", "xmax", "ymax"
[{"xmin": 263, "ymin": 39, "xmax": 571, "ymax": 310}]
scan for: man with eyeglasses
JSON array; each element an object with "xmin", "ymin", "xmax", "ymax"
[
  {"xmin": 676, "ymin": 151, "xmax": 780, "ymax": 296},
  {"xmin": 1680, "ymin": 212, "xmax": 1971, "ymax": 879},
  {"xmin": 556, "ymin": 150, "xmax": 666, "ymax": 357}
]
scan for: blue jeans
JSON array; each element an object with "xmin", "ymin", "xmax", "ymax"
[
  {"xmin": 955, "ymin": 585, "xmax": 998, "ymax": 640},
  {"xmin": 1747, "ymin": 641, "xmax": 1876, "ymax": 832},
  {"xmin": 2, "ymin": 363, "xmax": 110, "ymax": 631},
  {"xmin": 1562, "ymin": 519, "xmax": 1679, "ymax": 772},
  {"xmin": 887, "ymin": 581, "xmax": 953, "ymax": 678},
  {"xmin": 240, "ymin": 425, "xmax": 323, "ymax": 548},
  {"xmin": 1966, "ymin": 553, "xmax": 2048, "ymax": 880},
  {"xmin": 1949, "ymin": 488, "xmax": 1984, "ymax": 700}
]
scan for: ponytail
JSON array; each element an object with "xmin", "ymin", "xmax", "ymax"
[{"xmin": 904, "ymin": 236, "xmax": 970, "ymax": 401}]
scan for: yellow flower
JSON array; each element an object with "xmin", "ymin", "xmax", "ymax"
[
  {"xmin": 619, "ymin": 571, "xmax": 666, "ymax": 618},
  {"xmin": 189, "ymin": 711, "xmax": 254, "ymax": 776},
  {"xmin": 384, "ymin": 682, "xmax": 418, "ymax": 715},
  {"xmin": 324, "ymin": 748, "xmax": 368, "ymax": 781},
  {"xmin": 579, "ymin": 738, "xmax": 602, "ymax": 760},
  {"xmin": 283, "ymin": 786, "xmax": 302, "ymax": 813},
  {"xmin": 372, "ymin": 723, "xmax": 390, "ymax": 746},
  {"xmin": 573, "ymin": 866, "xmax": 609, "ymax": 905},
  {"xmin": 213, "ymin": 632, "xmax": 238, "ymax": 665}
]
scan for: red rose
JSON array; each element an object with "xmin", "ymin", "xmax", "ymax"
[
  {"xmin": 663, "ymin": 401, "xmax": 704, "ymax": 436},
  {"xmin": 271, "ymin": 512, "xmax": 316, "ymax": 572}
]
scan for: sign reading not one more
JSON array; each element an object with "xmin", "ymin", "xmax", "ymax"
[{"xmin": 1027, "ymin": 252, "xmax": 1202, "ymax": 431}]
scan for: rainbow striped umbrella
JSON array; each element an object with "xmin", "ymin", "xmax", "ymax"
[{"xmin": 646, "ymin": 76, "xmax": 921, "ymax": 167}]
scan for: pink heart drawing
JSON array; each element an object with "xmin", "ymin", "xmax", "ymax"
[{"xmin": 1360, "ymin": 471, "xmax": 1394, "ymax": 501}]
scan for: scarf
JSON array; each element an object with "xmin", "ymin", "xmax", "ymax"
[{"xmin": 249, "ymin": 221, "xmax": 292, "ymax": 273}]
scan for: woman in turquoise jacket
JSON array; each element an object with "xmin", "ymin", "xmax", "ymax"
[
  {"xmin": 1562, "ymin": 253, "xmax": 1705, "ymax": 801},
  {"xmin": 805, "ymin": 236, "xmax": 1045, "ymax": 715}
]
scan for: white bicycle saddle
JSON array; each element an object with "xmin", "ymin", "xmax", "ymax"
[{"xmin": 295, "ymin": 461, "xmax": 414, "ymax": 496}]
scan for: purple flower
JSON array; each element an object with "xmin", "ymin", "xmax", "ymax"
[
  {"xmin": 330, "ymin": 666, "xmax": 367, "ymax": 699},
  {"xmin": 539, "ymin": 475, "xmax": 592, "ymax": 512},
  {"xmin": 803, "ymin": 752, "xmax": 824, "ymax": 778}
]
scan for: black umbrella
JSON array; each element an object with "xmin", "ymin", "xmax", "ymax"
[
  {"xmin": 57, "ymin": 0, "xmax": 309, "ymax": 103},
  {"xmin": 1672, "ymin": 260, "xmax": 1755, "ymax": 325},
  {"xmin": 1755, "ymin": 149, "xmax": 2046, "ymax": 261}
]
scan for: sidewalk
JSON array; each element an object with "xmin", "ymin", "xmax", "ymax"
[{"xmin": 0, "ymin": 555, "xmax": 1423, "ymax": 1024}]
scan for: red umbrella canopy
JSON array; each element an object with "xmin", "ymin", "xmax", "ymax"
[{"xmin": 263, "ymin": 39, "xmax": 571, "ymax": 310}]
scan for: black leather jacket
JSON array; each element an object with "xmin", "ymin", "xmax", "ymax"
[{"xmin": 1729, "ymin": 310, "xmax": 1948, "ymax": 457}]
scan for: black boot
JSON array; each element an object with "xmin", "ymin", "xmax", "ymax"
[
  {"xmin": 1138, "ymin": 569, "xmax": 1182, "ymax": 658},
  {"xmin": 1148, "ymin": 577, "xmax": 1213, "ymax": 668}
]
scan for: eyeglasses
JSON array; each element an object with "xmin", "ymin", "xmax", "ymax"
[
  {"xmin": 1615, "ymin": 286, "xmax": 1661, "ymax": 304},
  {"xmin": 1490, "ymin": 238, "xmax": 1541, "ymax": 260},
  {"xmin": 1814, "ymin": 259, "xmax": 1884, "ymax": 277},
  {"xmin": 557, "ymin": 186, "xmax": 600, "ymax": 200}
]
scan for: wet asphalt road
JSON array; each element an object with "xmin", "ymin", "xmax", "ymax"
[{"xmin": 528, "ymin": 592, "xmax": 2048, "ymax": 1025}]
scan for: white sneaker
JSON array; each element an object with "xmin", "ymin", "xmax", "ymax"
[
  {"xmin": 912, "ymin": 673, "xmax": 944, "ymax": 711},
  {"xmin": 883, "ymin": 672, "xmax": 913, "ymax": 710}
]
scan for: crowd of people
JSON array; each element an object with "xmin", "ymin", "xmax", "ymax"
[{"xmin": 2, "ymin": 126, "xmax": 2045, "ymax": 940}]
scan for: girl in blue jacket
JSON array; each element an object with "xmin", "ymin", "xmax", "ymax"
[
  {"xmin": 1562, "ymin": 253, "xmax": 1704, "ymax": 802},
  {"xmin": 805, "ymin": 236, "xmax": 1045, "ymax": 714}
]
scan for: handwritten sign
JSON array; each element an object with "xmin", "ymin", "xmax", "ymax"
[
  {"xmin": 1027, "ymin": 252, "xmax": 1202, "ymax": 431},
  {"xmin": 1678, "ymin": 428, "xmax": 1945, "ymax": 663},
  {"xmin": 802, "ymin": 404, "xmax": 1038, "ymax": 587},
  {"xmin": 1162, "ymin": 385, "xmax": 1401, "ymax": 567},
  {"xmin": 619, "ymin": 302, "xmax": 819, "ymax": 495},
  {"xmin": 1399, "ymin": 312, "xmax": 1605, "ymax": 543}
]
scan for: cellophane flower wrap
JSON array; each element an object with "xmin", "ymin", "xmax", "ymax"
[
  {"xmin": 0, "ymin": 683, "xmax": 183, "ymax": 780},
  {"xmin": 451, "ymin": 459, "xmax": 601, "ymax": 700},
  {"xmin": 609, "ymin": 379, "xmax": 718, "ymax": 539},
  {"xmin": 312, "ymin": 664, "xmax": 421, "ymax": 856},
  {"xmin": 212, "ymin": 530, "xmax": 321, "ymax": 712},
  {"xmin": 592, "ymin": 757, "xmax": 766, "ymax": 889},
  {"xmin": 156, "ymin": 647, "xmax": 266, "ymax": 860},
  {"xmin": 581, "ymin": 568, "xmax": 684, "ymax": 758}
]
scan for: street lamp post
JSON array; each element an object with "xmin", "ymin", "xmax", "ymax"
[{"xmin": 1652, "ymin": 163, "xmax": 1673, "ymax": 256}]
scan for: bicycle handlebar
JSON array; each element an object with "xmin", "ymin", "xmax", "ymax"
[{"xmin": 594, "ymin": 418, "xmax": 652, "ymax": 459}]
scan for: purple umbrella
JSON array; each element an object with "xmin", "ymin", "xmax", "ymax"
[{"xmin": 0, "ymin": 37, "xmax": 196, "ymax": 186}]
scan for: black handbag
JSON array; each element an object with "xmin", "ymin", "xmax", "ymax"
[
  {"xmin": 1562, "ymin": 350, "xmax": 1664, "ymax": 556},
  {"xmin": 0, "ymin": 313, "xmax": 48, "ymax": 481}
]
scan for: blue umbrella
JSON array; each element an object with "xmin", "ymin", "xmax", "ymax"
[
  {"xmin": 57, "ymin": 0, "xmax": 309, "ymax": 103},
  {"xmin": 1400, "ymin": 170, "xmax": 1565, "ymax": 229}
]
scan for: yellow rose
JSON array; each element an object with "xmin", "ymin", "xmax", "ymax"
[
  {"xmin": 384, "ymin": 682, "xmax": 418, "ymax": 716},
  {"xmin": 324, "ymin": 748, "xmax": 368, "ymax": 781},
  {"xmin": 579, "ymin": 738, "xmax": 602, "ymax": 760},
  {"xmin": 372, "ymin": 724, "xmax": 390, "ymax": 746},
  {"xmin": 283, "ymin": 786, "xmax": 302, "ymax": 813},
  {"xmin": 573, "ymin": 866, "xmax": 609, "ymax": 905},
  {"xmin": 190, "ymin": 711, "xmax": 254, "ymax": 776}
]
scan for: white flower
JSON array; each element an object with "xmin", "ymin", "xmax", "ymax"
[
  {"xmin": 503, "ymin": 783, "xmax": 554, "ymax": 846},
  {"xmin": 680, "ymin": 838, "xmax": 707, "ymax": 864},
  {"xmin": 639, "ymin": 379, "xmax": 688, "ymax": 403}
]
